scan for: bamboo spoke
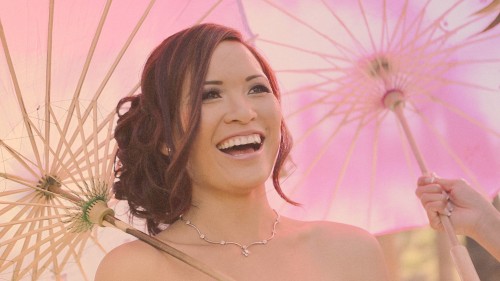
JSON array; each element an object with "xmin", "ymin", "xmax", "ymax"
[
  {"xmin": 44, "ymin": 0, "xmax": 55, "ymax": 173},
  {"xmin": 0, "ymin": 20, "xmax": 44, "ymax": 172},
  {"xmin": 0, "ymin": 140, "xmax": 40, "ymax": 178},
  {"xmin": 264, "ymin": 0, "xmax": 356, "ymax": 57},
  {"xmin": 52, "ymin": 0, "xmax": 113, "ymax": 172}
]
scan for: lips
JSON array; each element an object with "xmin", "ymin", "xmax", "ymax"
[{"xmin": 216, "ymin": 133, "xmax": 263, "ymax": 156}]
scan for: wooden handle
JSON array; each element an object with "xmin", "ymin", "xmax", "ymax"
[
  {"xmin": 384, "ymin": 92, "xmax": 480, "ymax": 281},
  {"xmin": 450, "ymin": 246, "xmax": 480, "ymax": 281}
]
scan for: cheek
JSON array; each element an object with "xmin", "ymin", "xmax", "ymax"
[
  {"xmin": 268, "ymin": 100, "xmax": 283, "ymax": 129},
  {"xmin": 185, "ymin": 147, "xmax": 205, "ymax": 184},
  {"xmin": 186, "ymin": 115, "xmax": 215, "ymax": 175},
  {"xmin": 264, "ymin": 101, "xmax": 283, "ymax": 150}
]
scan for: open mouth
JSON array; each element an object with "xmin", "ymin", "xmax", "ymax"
[{"xmin": 216, "ymin": 133, "xmax": 264, "ymax": 156}]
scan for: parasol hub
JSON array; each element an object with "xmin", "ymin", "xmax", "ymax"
[
  {"xmin": 382, "ymin": 89, "xmax": 405, "ymax": 111},
  {"xmin": 367, "ymin": 55, "xmax": 392, "ymax": 78},
  {"xmin": 37, "ymin": 175, "xmax": 61, "ymax": 199},
  {"xmin": 85, "ymin": 199, "xmax": 115, "ymax": 227}
]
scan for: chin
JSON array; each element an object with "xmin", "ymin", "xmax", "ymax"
[{"xmin": 225, "ymin": 169, "xmax": 271, "ymax": 190}]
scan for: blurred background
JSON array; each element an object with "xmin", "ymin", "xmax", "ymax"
[
  {"xmin": 1, "ymin": 1, "xmax": 499, "ymax": 280},
  {"xmin": 377, "ymin": 196, "xmax": 499, "ymax": 281}
]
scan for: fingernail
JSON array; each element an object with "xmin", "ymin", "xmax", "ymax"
[
  {"xmin": 442, "ymin": 192, "xmax": 449, "ymax": 200},
  {"xmin": 447, "ymin": 204, "xmax": 454, "ymax": 213},
  {"xmin": 446, "ymin": 202, "xmax": 453, "ymax": 216},
  {"xmin": 424, "ymin": 176, "xmax": 435, "ymax": 184}
]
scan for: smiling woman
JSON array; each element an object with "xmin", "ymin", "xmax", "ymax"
[{"xmin": 95, "ymin": 23, "xmax": 389, "ymax": 281}]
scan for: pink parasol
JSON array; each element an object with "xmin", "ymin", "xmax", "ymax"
[
  {"xmin": 241, "ymin": 0, "xmax": 500, "ymax": 279},
  {"xmin": 242, "ymin": 0, "xmax": 500, "ymax": 235}
]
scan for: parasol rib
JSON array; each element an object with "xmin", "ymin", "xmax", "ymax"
[
  {"xmin": 89, "ymin": 0, "xmax": 155, "ymax": 104},
  {"xmin": 0, "ymin": 20, "xmax": 44, "ymax": 173},
  {"xmin": 45, "ymin": 0, "xmax": 54, "ymax": 173},
  {"xmin": 322, "ymin": 0, "xmax": 370, "ymax": 54},
  {"xmin": 33, "ymin": 199, "xmax": 47, "ymax": 279},
  {"xmin": 11, "ymin": 198, "xmax": 44, "ymax": 278},
  {"xmin": 388, "ymin": 0, "xmax": 416, "ymax": 52},
  {"xmin": 53, "ymin": 231, "xmax": 92, "ymax": 281},
  {"xmin": 75, "ymin": 102, "xmax": 96, "ymax": 182},
  {"xmin": 358, "ymin": 0, "xmax": 378, "ymax": 53},
  {"xmin": 0, "ymin": 200, "xmax": 73, "ymax": 210},
  {"xmin": 324, "ymin": 108, "xmax": 382, "ymax": 219},
  {"xmin": 103, "ymin": 114, "xmax": 117, "ymax": 178},
  {"xmin": 0, "ymin": 214, "xmax": 65, "ymax": 228},
  {"xmin": 428, "ymin": 95, "xmax": 500, "ymax": 137},
  {"xmin": 14, "ymin": 229, "xmax": 70, "ymax": 279},
  {"xmin": 51, "ymin": 0, "xmax": 112, "ymax": 175},
  {"xmin": 58, "ymin": 110, "xmax": 115, "ymax": 177},
  {"xmin": 55, "ymin": 0, "xmax": 151, "ymax": 176},
  {"xmin": 414, "ymin": 106, "xmax": 483, "ymax": 189},
  {"xmin": 264, "ymin": 0, "xmax": 357, "ymax": 58},
  {"xmin": 258, "ymin": 37, "xmax": 350, "ymax": 62},
  {"xmin": 194, "ymin": 0, "xmax": 223, "ymax": 25}
]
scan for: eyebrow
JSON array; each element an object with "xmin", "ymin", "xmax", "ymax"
[
  {"xmin": 245, "ymin": 74, "xmax": 265, "ymax": 81},
  {"xmin": 203, "ymin": 74, "xmax": 266, "ymax": 85}
]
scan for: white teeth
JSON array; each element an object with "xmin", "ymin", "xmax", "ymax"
[{"xmin": 217, "ymin": 134, "xmax": 262, "ymax": 150}]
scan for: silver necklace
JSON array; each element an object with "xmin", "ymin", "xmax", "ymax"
[{"xmin": 179, "ymin": 210, "xmax": 280, "ymax": 257}]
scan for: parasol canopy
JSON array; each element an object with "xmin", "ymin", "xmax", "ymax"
[
  {"xmin": 0, "ymin": 0, "xmax": 250, "ymax": 280},
  {"xmin": 241, "ymin": 0, "xmax": 500, "ymax": 235}
]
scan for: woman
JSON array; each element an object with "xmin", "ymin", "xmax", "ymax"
[
  {"xmin": 95, "ymin": 23, "xmax": 388, "ymax": 280},
  {"xmin": 416, "ymin": 175, "xmax": 500, "ymax": 261}
]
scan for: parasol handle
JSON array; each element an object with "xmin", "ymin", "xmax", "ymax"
[
  {"xmin": 384, "ymin": 90, "xmax": 480, "ymax": 281},
  {"xmin": 87, "ymin": 201, "xmax": 234, "ymax": 281}
]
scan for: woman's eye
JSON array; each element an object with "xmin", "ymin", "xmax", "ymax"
[
  {"xmin": 202, "ymin": 89, "xmax": 221, "ymax": 101},
  {"xmin": 249, "ymin": 84, "xmax": 271, "ymax": 95}
]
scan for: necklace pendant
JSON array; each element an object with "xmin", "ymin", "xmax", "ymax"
[{"xmin": 242, "ymin": 248, "xmax": 250, "ymax": 257}]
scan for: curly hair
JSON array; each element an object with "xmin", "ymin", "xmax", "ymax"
[{"xmin": 113, "ymin": 23, "xmax": 296, "ymax": 235}]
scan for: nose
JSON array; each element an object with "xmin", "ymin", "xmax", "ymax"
[{"xmin": 223, "ymin": 95, "xmax": 257, "ymax": 124}]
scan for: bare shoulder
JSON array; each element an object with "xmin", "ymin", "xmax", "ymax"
[
  {"xmin": 296, "ymin": 220, "xmax": 381, "ymax": 255},
  {"xmin": 95, "ymin": 239, "xmax": 166, "ymax": 281},
  {"xmin": 287, "ymin": 219, "xmax": 389, "ymax": 280},
  {"xmin": 308, "ymin": 220, "xmax": 378, "ymax": 245}
]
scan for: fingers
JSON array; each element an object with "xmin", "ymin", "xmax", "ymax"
[
  {"xmin": 419, "ymin": 191, "xmax": 451, "ymax": 216},
  {"xmin": 431, "ymin": 177, "xmax": 470, "ymax": 193},
  {"xmin": 417, "ymin": 175, "xmax": 470, "ymax": 194},
  {"xmin": 426, "ymin": 210, "xmax": 444, "ymax": 231},
  {"xmin": 417, "ymin": 175, "xmax": 437, "ymax": 186},
  {"xmin": 415, "ymin": 182, "xmax": 442, "ymax": 198},
  {"xmin": 430, "ymin": 177, "xmax": 459, "ymax": 192},
  {"xmin": 416, "ymin": 175, "xmax": 454, "ymax": 223}
]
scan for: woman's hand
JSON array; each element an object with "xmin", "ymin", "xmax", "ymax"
[
  {"xmin": 416, "ymin": 175, "xmax": 500, "ymax": 261},
  {"xmin": 416, "ymin": 176, "xmax": 486, "ymax": 237}
]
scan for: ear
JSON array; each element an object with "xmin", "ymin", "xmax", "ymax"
[{"xmin": 160, "ymin": 144, "xmax": 171, "ymax": 156}]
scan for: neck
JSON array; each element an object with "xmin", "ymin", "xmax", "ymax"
[{"xmin": 180, "ymin": 185, "xmax": 277, "ymax": 243}]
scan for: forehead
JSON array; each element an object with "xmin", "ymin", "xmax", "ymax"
[{"xmin": 206, "ymin": 41, "xmax": 264, "ymax": 79}]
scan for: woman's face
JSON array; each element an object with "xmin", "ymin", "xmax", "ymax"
[{"xmin": 184, "ymin": 41, "xmax": 282, "ymax": 196}]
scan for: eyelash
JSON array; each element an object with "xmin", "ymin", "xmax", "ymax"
[
  {"xmin": 201, "ymin": 88, "xmax": 221, "ymax": 101},
  {"xmin": 201, "ymin": 84, "xmax": 272, "ymax": 101},
  {"xmin": 249, "ymin": 84, "xmax": 271, "ymax": 95}
]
